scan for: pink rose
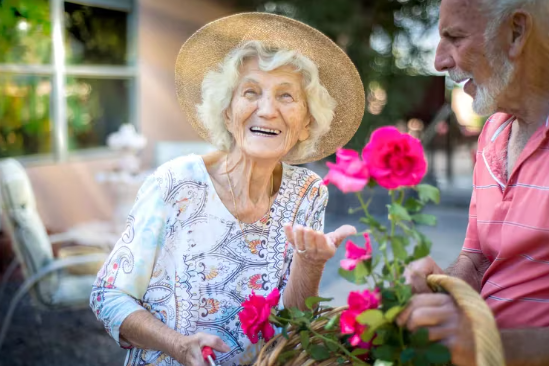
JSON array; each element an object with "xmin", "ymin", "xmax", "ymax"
[
  {"xmin": 323, "ymin": 148, "xmax": 370, "ymax": 193},
  {"xmin": 238, "ymin": 289, "xmax": 280, "ymax": 344},
  {"xmin": 362, "ymin": 127, "xmax": 427, "ymax": 189},
  {"xmin": 340, "ymin": 289, "xmax": 381, "ymax": 349},
  {"xmin": 340, "ymin": 233, "xmax": 372, "ymax": 271}
]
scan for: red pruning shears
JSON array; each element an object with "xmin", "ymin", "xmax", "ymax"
[{"xmin": 202, "ymin": 346, "xmax": 218, "ymax": 366}]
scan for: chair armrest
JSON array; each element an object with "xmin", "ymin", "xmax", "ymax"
[
  {"xmin": 49, "ymin": 232, "xmax": 76, "ymax": 245},
  {"xmin": 22, "ymin": 253, "xmax": 108, "ymax": 295}
]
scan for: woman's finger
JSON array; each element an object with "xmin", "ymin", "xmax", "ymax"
[
  {"xmin": 303, "ymin": 227, "xmax": 319, "ymax": 257},
  {"xmin": 326, "ymin": 225, "xmax": 357, "ymax": 248},
  {"xmin": 283, "ymin": 224, "xmax": 295, "ymax": 246},
  {"xmin": 293, "ymin": 225, "xmax": 306, "ymax": 253}
]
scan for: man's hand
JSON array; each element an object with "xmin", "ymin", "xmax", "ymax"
[
  {"xmin": 404, "ymin": 256, "xmax": 445, "ymax": 294},
  {"xmin": 397, "ymin": 294, "xmax": 476, "ymax": 366}
]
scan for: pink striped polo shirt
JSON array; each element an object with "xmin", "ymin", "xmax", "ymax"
[{"xmin": 463, "ymin": 112, "xmax": 549, "ymax": 329}]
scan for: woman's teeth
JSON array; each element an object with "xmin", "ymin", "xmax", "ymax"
[{"xmin": 250, "ymin": 127, "xmax": 281, "ymax": 136}]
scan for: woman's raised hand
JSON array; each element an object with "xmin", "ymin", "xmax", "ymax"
[
  {"xmin": 171, "ymin": 332, "xmax": 230, "ymax": 366},
  {"xmin": 283, "ymin": 223, "xmax": 357, "ymax": 265}
]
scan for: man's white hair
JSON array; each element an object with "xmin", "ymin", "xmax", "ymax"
[
  {"xmin": 479, "ymin": 0, "xmax": 548, "ymax": 39},
  {"xmin": 196, "ymin": 40, "xmax": 337, "ymax": 162}
]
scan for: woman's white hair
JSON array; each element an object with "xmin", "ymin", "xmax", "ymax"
[
  {"xmin": 480, "ymin": 0, "xmax": 548, "ymax": 39},
  {"xmin": 196, "ymin": 40, "xmax": 337, "ymax": 162}
]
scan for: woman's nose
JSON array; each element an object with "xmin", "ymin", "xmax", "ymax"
[{"xmin": 256, "ymin": 95, "xmax": 277, "ymax": 119}]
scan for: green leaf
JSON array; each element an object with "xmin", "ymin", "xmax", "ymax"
[
  {"xmin": 299, "ymin": 330, "xmax": 310, "ymax": 350},
  {"xmin": 352, "ymin": 348, "xmax": 370, "ymax": 357},
  {"xmin": 388, "ymin": 203, "xmax": 412, "ymax": 221},
  {"xmin": 278, "ymin": 350, "xmax": 299, "ymax": 363},
  {"xmin": 411, "ymin": 353, "xmax": 429, "ymax": 366},
  {"xmin": 305, "ymin": 296, "xmax": 333, "ymax": 310},
  {"xmin": 338, "ymin": 268, "xmax": 368, "ymax": 285},
  {"xmin": 416, "ymin": 184, "xmax": 440, "ymax": 204},
  {"xmin": 325, "ymin": 337, "xmax": 340, "ymax": 352},
  {"xmin": 425, "ymin": 343, "xmax": 451, "ymax": 364},
  {"xmin": 357, "ymin": 309, "xmax": 385, "ymax": 328},
  {"xmin": 400, "ymin": 348, "xmax": 415, "ymax": 362},
  {"xmin": 308, "ymin": 344, "xmax": 331, "ymax": 361},
  {"xmin": 337, "ymin": 356, "xmax": 346, "ymax": 365},
  {"xmin": 372, "ymin": 334, "xmax": 384, "ymax": 345},
  {"xmin": 325, "ymin": 314, "xmax": 340, "ymax": 330},
  {"xmin": 372, "ymin": 345, "xmax": 398, "ymax": 361},
  {"xmin": 404, "ymin": 197, "xmax": 423, "ymax": 213},
  {"xmin": 395, "ymin": 285, "xmax": 413, "ymax": 303},
  {"xmin": 360, "ymin": 326, "xmax": 376, "ymax": 343},
  {"xmin": 411, "ymin": 328, "xmax": 430, "ymax": 347},
  {"xmin": 413, "ymin": 233, "xmax": 431, "ymax": 259},
  {"xmin": 384, "ymin": 306, "xmax": 403, "ymax": 322},
  {"xmin": 360, "ymin": 216, "xmax": 387, "ymax": 232},
  {"xmin": 391, "ymin": 236, "xmax": 408, "ymax": 261},
  {"xmin": 354, "ymin": 260, "xmax": 371, "ymax": 279},
  {"xmin": 290, "ymin": 308, "xmax": 305, "ymax": 318},
  {"xmin": 282, "ymin": 324, "xmax": 289, "ymax": 339},
  {"xmin": 411, "ymin": 214, "xmax": 437, "ymax": 226}
]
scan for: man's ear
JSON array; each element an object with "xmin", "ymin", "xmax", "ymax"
[{"xmin": 508, "ymin": 10, "xmax": 533, "ymax": 59}]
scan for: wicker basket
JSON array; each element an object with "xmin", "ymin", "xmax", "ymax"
[{"xmin": 254, "ymin": 274, "xmax": 504, "ymax": 366}]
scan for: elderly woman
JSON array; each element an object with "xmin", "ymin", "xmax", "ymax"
[{"xmin": 90, "ymin": 13, "xmax": 364, "ymax": 366}]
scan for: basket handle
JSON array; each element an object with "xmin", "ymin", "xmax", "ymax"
[{"xmin": 427, "ymin": 274, "xmax": 505, "ymax": 366}]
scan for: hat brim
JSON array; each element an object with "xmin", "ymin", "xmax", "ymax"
[{"xmin": 175, "ymin": 12, "xmax": 365, "ymax": 164}]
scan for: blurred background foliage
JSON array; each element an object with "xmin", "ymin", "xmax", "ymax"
[{"xmin": 236, "ymin": 0, "xmax": 443, "ymax": 151}]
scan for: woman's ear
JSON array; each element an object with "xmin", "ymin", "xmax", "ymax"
[
  {"xmin": 223, "ymin": 108, "xmax": 233, "ymax": 132},
  {"xmin": 298, "ymin": 116, "xmax": 312, "ymax": 142}
]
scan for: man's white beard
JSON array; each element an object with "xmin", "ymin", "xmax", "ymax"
[{"xmin": 448, "ymin": 50, "xmax": 515, "ymax": 116}]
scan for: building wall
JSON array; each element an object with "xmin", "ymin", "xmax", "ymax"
[{"xmin": 12, "ymin": 0, "xmax": 234, "ymax": 233}]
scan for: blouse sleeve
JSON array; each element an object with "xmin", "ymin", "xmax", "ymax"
[{"xmin": 90, "ymin": 173, "xmax": 168, "ymax": 347}]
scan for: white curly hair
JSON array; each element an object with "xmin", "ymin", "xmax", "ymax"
[{"xmin": 196, "ymin": 40, "xmax": 337, "ymax": 162}]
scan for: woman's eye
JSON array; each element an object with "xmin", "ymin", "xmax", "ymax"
[
  {"xmin": 244, "ymin": 90, "xmax": 257, "ymax": 97},
  {"xmin": 280, "ymin": 93, "xmax": 294, "ymax": 101}
]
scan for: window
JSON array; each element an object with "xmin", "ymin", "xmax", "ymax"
[{"xmin": 0, "ymin": 0, "xmax": 137, "ymax": 161}]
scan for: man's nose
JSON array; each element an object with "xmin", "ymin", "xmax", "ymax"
[{"xmin": 434, "ymin": 42, "xmax": 455, "ymax": 72}]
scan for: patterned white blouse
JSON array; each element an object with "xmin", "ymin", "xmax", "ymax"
[{"xmin": 90, "ymin": 155, "xmax": 328, "ymax": 366}]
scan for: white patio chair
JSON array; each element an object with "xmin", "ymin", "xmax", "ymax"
[{"xmin": 0, "ymin": 158, "xmax": 108, "ymax": 350}]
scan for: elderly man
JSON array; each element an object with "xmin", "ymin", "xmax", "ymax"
[{"xmin": 397, "ymin": 0, "xmax": 549, "ymax": 365}]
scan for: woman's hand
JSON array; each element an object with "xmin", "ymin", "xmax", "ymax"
[
  {"xmin": 283, "ymin": 224, "xmax": 357, "ymax": 265},
  {"xmin": 171, "ymin": 332, "xmax": 230, "ymax": 366}
]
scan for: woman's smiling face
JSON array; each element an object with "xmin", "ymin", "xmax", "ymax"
[{"xmin": 224, "ymin": 58, "xmax": 311, "ymax": 161}]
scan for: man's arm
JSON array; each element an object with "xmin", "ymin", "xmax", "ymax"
[{"xmin": 445, "ymin": 251, "xmax": 491, "ymax": 293}]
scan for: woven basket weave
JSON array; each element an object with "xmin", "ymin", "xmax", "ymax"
[{"xmin": 254, "ymin": 274, "xmax": 504, "ymax": 366}]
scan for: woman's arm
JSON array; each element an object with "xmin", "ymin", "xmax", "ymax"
[
  {"xmin": 119, "ymin": 310, "xmax": 230, "ymax": 365},
  {"xmin": 281, "ymin": 182, "xmax": 355, "ymax": 310}
]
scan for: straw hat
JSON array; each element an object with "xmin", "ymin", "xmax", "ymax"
[{"xmin": 175, "ymin": 12, "xmax": 365, "ymax": 164}]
